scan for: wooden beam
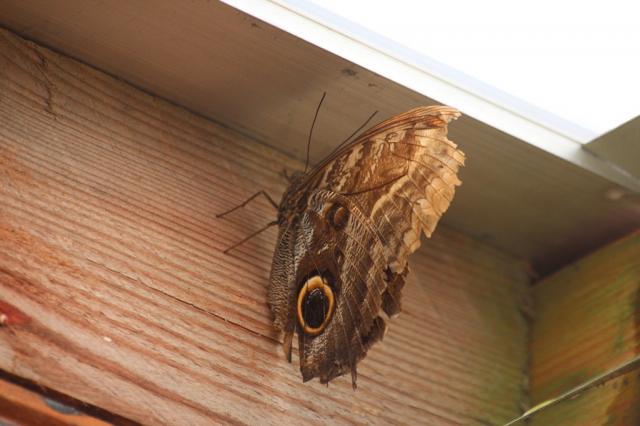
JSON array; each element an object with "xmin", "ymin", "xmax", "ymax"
[
  {"xmin": 0, "ymin": 27, "xmax": 530, "ymax": 424},
  {"xmin": 529, "ymin": 231, "xmax": 640, "ymax": 424}
]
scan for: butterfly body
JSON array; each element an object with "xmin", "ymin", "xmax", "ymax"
[{"xmin": 268, "ymin": 106, "xmax": 465, "ymax": 387}]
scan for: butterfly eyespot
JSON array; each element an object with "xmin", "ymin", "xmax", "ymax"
[
  {"xmin": 327, "ymin": 204, "xmax": 349, "ymax": 229},
  {"xmin": 297, "ymin": 275, "xmax": 335, "ymax": 336}
]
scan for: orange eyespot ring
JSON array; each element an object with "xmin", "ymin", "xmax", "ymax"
[{"xmin": 296, "ymin": 275, "xmax": 335, "ymax": 336}]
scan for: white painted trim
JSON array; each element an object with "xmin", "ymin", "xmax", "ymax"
[
  {"xmin": 221, "ymin": 0, "xmax": 640, "ymax": 191},
  {"xmin": 584, "ymin": 115, "xmax": 640, "ymax": 180}
]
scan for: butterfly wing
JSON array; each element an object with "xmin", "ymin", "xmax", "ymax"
[
  {"xmin": 310, "ymin": 106, "xmax": 465, "ymax": 273},
  {"xmin": 268, "ymin": 106, "xmax": 465, "ymax": 387}
]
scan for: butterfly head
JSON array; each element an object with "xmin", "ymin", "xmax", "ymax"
[{"xmin": 277, "ymin": 171, "xmax": 310, "ymax": 225}]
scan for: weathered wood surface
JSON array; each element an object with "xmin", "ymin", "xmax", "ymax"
[
  {"xmin": 0, "ymin": 28, "xmax": 530, "ymax": 424},
  {"xmin": 529, "ymin": 231, "xmax": 640, "ymax": 425}
]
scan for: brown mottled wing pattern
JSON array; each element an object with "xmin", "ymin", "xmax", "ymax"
[{"xmin": 268, "ymin": 106, "xmax": 465, "ymax": 387}]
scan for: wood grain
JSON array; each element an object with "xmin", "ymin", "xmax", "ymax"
[
  {"xmin": 529, "ymin": 231, "xmax": 640, "ymax": 425},
  {"xmin": 0, "ymin": 28, "xmax": 530, "ymax": 425}
]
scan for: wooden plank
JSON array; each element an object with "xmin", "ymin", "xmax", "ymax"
[
  {"xmin": 0, "ymin": 374, "xmax": 114, "ymax": 426},
  {"xmin": 0, "ymin": 27, "xmax": 531, "ymax": 425},
  {"xmin": 1, "ymin": 1, "xmax": 638, "ymax": 275},
  {"xmin": 529, "ymin": 231, "xmax": 640, "ymax": 424},
  {"xmin": 521, "ymin": 367, "xmax": 640, "ymax": 425}
]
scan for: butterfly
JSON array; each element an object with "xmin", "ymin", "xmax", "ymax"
[{"xmin": 220, "ymin": 103, "xmax": 465, "ymax": 388}]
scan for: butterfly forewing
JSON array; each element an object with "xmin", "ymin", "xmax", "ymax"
[{"xmin": 268, "ymin": 106, "xmax": 465, "ymax": 387}]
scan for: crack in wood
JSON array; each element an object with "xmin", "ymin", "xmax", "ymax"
[{"xmin": 84, "ymin": 257, "xmax": 281, "ymax": 344}]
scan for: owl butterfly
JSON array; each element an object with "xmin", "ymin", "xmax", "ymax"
[{"xmin": 267, "ymin": 105, "xmax": 465, "ymax": 388}]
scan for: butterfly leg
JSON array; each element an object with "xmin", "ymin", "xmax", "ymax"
[
  {"xmin": 281, "ymin": 168, "xmax": 292, "ymax": 183},
  {"xmin": 216, "ymin": 190, "xmax": 278, "ymax": 218},
  {"xmin": 282, "ymin": 330, "xmax": 294, "ymax": 363},
  {"xmin": 221, "ymin": 220, "xmax": 278, "ymax": 254}
]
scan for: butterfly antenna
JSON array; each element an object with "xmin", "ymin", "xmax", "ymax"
[
  {"xmin": 331, "ymin": 110, "xmax": 378, "ymax": 156},
  {"xmin": 304, "ymin": 92, "xmax": 326, "ymax": 173}
]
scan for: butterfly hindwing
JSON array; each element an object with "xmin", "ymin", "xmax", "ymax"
[{"xmin": 292, "ymin": 190, "xmax": 388, "ymax": 385}]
